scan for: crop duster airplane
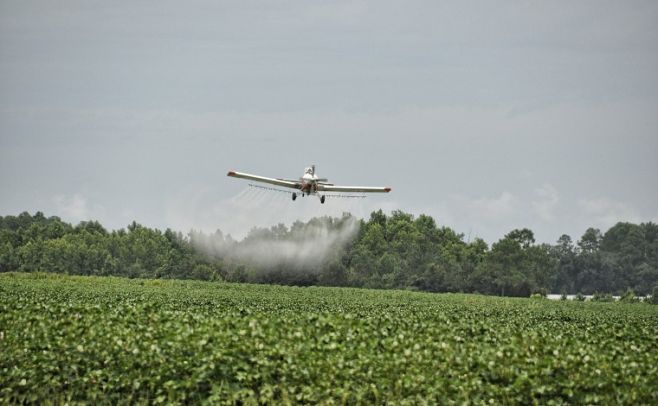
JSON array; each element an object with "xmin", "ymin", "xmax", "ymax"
[{"xmin": 227, "ymin": 165, "xmax": 391, "ymax": 204}]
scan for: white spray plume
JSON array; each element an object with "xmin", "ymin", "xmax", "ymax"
[
  {"xmin": 165, "ymin": 185, "xmax": 379, "ymax": 240},
  {"xmin": 190, "ymin": 214, "xmax": 360, "ymax": 270}
]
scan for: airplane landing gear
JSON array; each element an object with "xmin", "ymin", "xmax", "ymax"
[
  {"xmin": 292, "ymin": 192, "xmax": 297, "ymax": 201},
  {"xmin": 320, "ymin": 195, "xmax": 326, "ymax": 204}
]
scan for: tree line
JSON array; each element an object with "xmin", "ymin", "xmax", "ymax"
[{"xmin": 1, "ymin": 211, "xmax": 657, "ymax": 297}]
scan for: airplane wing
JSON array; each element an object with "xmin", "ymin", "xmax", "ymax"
[
  {"xmin": 317, "ymin": 184, "xmax": 391, "ymax": 193},
  {"xmin": 227, "ymin": 171, "xmax": 300, "ymax": 189}
]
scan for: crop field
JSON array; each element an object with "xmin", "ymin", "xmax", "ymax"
[{"xmin": 1, "ymin": 273, "xmax": 657, "ymax": 404}]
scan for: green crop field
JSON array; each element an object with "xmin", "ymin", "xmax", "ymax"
[{"xmin": 1, "ymin": 273, "xmax": 657, "ymax": 404}]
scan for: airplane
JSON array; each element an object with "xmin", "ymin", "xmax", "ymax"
[{"xmin": 227, "ymin": 165, "xmax": 391, "ymax": 204}]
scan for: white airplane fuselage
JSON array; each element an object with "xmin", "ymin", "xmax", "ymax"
[{"xmin": 299, "ymin": 166, "xmax": 320, "ymax": 195}]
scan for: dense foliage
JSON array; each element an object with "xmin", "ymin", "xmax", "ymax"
[
  {"xmin": 1, "ymin": 211, "xmax": 658, "ymax": 296},
  {"xmin": 0, "ymin": 212, "xmax": 222, "ymax": 281},
  {"xmin": 1, "ymin": 273, "xmax": 656, "ymax": 404}
]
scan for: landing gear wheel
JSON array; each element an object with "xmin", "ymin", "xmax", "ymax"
[
  {"xmin": 320, "ymin": 195, "xmax": 326, "ymax": 204},
  {"xmin": 292, "ymin": 192, "xmax": 297, "ymax": 201}
]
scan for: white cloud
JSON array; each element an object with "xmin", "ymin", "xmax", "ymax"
[
  {"xmin": 52, "ymin": 193, "xmax": 106, "ymax": 224},
  {"xmin": 577, "ymin": 197, "xmax": 641, "ymax": 229},
  {"xmin": 430, "ymin": 191, "xmax": 522, "ymax": 242},
  {"xmin": 531, "ymin": 183, "xmax": 559, "ymax": 222},
  {"xmin": 453, "ymin": 191, "xmax": 518, "ymax": 219}
]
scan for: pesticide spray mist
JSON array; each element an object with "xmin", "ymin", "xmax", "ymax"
[
  {"xmin": 187, "ymin": 187, "xmax": 366, "ymax": 275},
  {"xmin": 192, "ymin": 215, "xmax": 359, "ymax": 270}
]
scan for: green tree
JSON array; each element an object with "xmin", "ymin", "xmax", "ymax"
[
  {"xmin": 552, "ymin": 234, "xmax": 578, "ymax": 293},
  {"xmin": 578, "ymin": 228, "xmax": 602, "ymax": 253}
]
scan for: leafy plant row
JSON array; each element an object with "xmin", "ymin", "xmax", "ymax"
[{"xmin": 1, "ymin": 273, "xmax": 657, "ymax": 404}]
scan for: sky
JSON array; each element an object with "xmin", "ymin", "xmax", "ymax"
[{"xmin": 1, "ymin": 0, "xmax": 657, "ymax": 244}]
